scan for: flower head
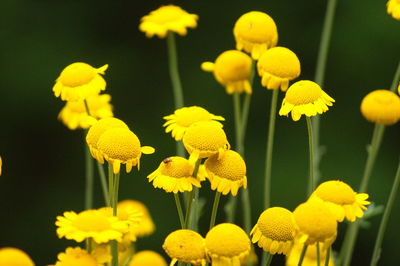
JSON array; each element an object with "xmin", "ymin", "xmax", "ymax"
[
  {"xmin": 293, "ymin": 200, "xmax": 337, "ymax": 246},
  {"xmin": 163, "ymin": 106, "xmax": 225, "ymax": 141},
  {"xmin": 58, "ymin": 94, "xmax": 113, "ymax": 130},
  {"xmin": 310, "ymin": 180, "xmax": 370, "ymax": 222},
  {"xmin": 204, "ymin": 150, "xmax": 247, "ymax": 196},
  {"xmin": 201, "ymin": 50, "xmax": 253, "ymax": 94},
  {"xmin": 97, "ymin": 127, "xmax": 155, "ymax": 173},
  {"xmin": 183, "ymin": 121, "xmax": 230, "ymax": 164},
  {"xmin": 0, "ymin": 247, "xmax": 34, "ymax": 266},
  {"xmin": 233, "ymin": 11, "xmax": 278, "ymax": 59},
  {"xmin": 128, "ymin": 250, "xmax": 167, "ymax": 266},
  {"xmin": 139, "ymin": 5, "xmax": 198, "ymax": 38},
  {"xmin": 55, "ymin": 209, "xmax": 129, "ymax": 243},
  {"xmin": 286, "ymin": 242, "xmax": 334, "ymax": 266},
  {"xmin": 387, "ymin": 0, "xmax": 400, "ymax": 20},
  {"xmin": 118, "ymin": 200, "xmax": 155, "ymax": 237},
  {"xmin": 148, "ymin": 156, "xmax": 201, "ymax": 193},
  {"xmin": 53, "ymin": 247, "xmax": 101, "ymax": 266},
  {"xmin": 360, "ymin": 89, "xmax": 400, "ymax": 125},
  {"xmin": 163, "ymin": 229, "xmax": 207, "ymax": 266},
  {"xmin": 52, "ymin": 62, "xmax": 108, "ymax": 102},
  {"xmin": 257, "ymin": 47, "xmax": 301, "ymax": 91},
  {"xmin": 250, "ymin": 207, "xmax": 296, "ymax": 255},
  {"xmin": 279, "ymin": 80, "xmax": 335, "ymax": 121},
  {"xmin": 205, "ymin": 223, "xmax": 251, "ymax": 266}
]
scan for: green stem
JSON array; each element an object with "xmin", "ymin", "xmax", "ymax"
[
  {"xmin": 113, "ymin": 173, "xmax": 120, "ymax": 216},
  {"xmin": 184, "ymin": 159, "xmax": 201, "ymax": 229},
  {"xmin": 209, "ymin": 192, "xmax": 221, "ymax": 229},
  {"xmin": 174, "ymin": 193, "xmax": 185, "ymax": 228},
  {"xmin": 111, "ymin": 240, "xmax": 119, "ymax": 266},
  {"xmin": 84, "ymin": 135, "xmax": 94, "ymax": 210},
  {"xmin": 242, "ymin": 189, "xmax": 251, "ymax": 234},
  {"xmin": 263, "ymin": 89, "xmax": 279, "ymax": 209},
  {"xmin": 370, "ymin": 158, "xmax": 400, "ymax": 266},
  {"xmin": 108, "ymin": 164, "xmax": 114, "ymax": 207},
  {"xmin": 297, "ymin": 244, "xmax": 308, "ymax": 266},
  {"xmin": 96, "ymin": 162, "xmax": 109, "ymax": 205},
  {"xmin": 389, "ymin": 61, "xmax": 400, "ymax": 92},
  {"xmin": 325, "ymin": 246, "xmax": 331, "ymax": 266},
  {"xmin": 167, "ymin": 31, "xmax": 184, "ymax": 108},
  {"xmin": 316, "ymin": 242, "xmax": 321, "ymax": 266},
  {"xmin": 86, "ymin": 238, "xmax": 93, "ymax": 253},
  {"xmin": 108, "ymin": 163, "xmax": 119, "ymax": 266},
  {"xmin": 176, "ymin": 142, "xmax": 185, "ymax": 157},
  {"xmin": 241, "ymin": 93, "xmax": 252, "ymax": 141},
  {"xmin": 263, "ymin": 252, "xmax": 273, "ymax": 266},
  {"xmin": 306, "ymin": 117, "xmax": 315, "ymax": 195}
]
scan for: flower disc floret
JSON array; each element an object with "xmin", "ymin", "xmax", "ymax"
[
  {"xmin": 310, "ymin": 180, "xmax": 370, "ymax": 222},
  {"xmin": 54, "ymin": 247, "xmax": 100, "ymax": 266},
  {"xmin": 279, "ymin": 80, "xmax": 335, "ymax": 121},
  {"xmin": 139, "ymin": 5, "xmax": 198, "ymax": 38},
  {"xmin": 257, "ymin": 47, "xmax": 301, "ymax": 91},
  {"xmin": 0, "ymin": 247, "xmax": 35, "ymax": 266},
  {"xmin": 97, "ymin": 127, "xmax": 155, "ymax": 173},
  {"xmin": 250, "ymin": 207, "xmax": 296, "ymax": 255},
  {"xmin": 204, "ymin": 150, "xmax": 247, "ymax": 196},
  {"xmin": 233, "ymin": 11, "xmax": 278, "ymax": 59},
  {"xmin": 163, "ymin": 106, "xmax": 225, "ymax": 141},
  {"xmin": 360, "ymin": 89, "xmax": 400, "ymax": 125},
  {"xmin": 387, "ymin": 0, "xmax": 400, "ymax": 20},
  {"xmin": 201, "ymin": 50, "xmax": 252, "ymax": 94},
  {"xmin": 128, "ymin": 250, "xmax": 167, "ymax": 266},
  {"xmin": 205, "ymin": 223, "xmax": 251, "ymax": 266},
  {"xmin": 53, "ymin": 62, "xmax": 108, "ymax": 102},
  {"xmin": 293, "ymin": 200, "xmax": 337, "ymax": 245},
  {"xmin": 163, "ymin": 229, "xmax": 207, "ymax": 266},
  {"xmin": 118, "ymin": 200, "xmax": 155, "ymax": 237}
]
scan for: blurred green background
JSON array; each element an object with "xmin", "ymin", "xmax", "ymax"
[{"xmin": 0, "ymin": 0, "xmax": 399, "ymax": 265}]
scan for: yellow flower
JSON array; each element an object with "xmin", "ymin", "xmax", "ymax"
[
  {"xmin": 310, "ymin": 180, "xmax": 370, "ymax": 222},
  {"xmin": 128, "ymin": 250, "xmax": 167, "ymax": 266},
  {"xmin": 52, "ymin": 62, "xmax": 108, "ymax": 102},
  {"xmin": 58, "ymin": 94, "xmax": 113, "ymax": 130},
  {"xmin": 139, "ymin": 5, "xmax": 198, "ymax": 38},
  {"xmin": 205, "ymin": 223, "xmax": 250, "ymax": 266},
  {"xmin": 163, "ymin": 229, "xmax": 207, "ymax": 266},
  {"xmin": 148, "ymin": 156, "xmax": 202, "ymax": 193},
  {"xmin": 257, "ymin": 47, "xmax": 301, "ymax": 91},
  {"xmin": 0, "ymin": 247, "xmax": 34, "ymax": 266},
  {"xmin": 118, "ymin": 199, "xmax": 155, "ymax": 237},
  {"xmin": 293, "ymin": 200, "xmax": 337, "ymax": 246},
  {"xmin": 91, "ymin": 236, "xmax": 134, "ymax": 265},
  {"xmin": 55, "ymin": 209, "xmax": 129, "ymax": 243},
  {"xmin": 52, "ymin": 247, "xmax": 101, "ymax": 266},
  {"xmin": 183, "ymin": 121, "xmax": 230, "ymax": 164},
  {"xmin": 286, "ymin": 242, "xmax": 334, "ymax": 266},
  {"xmin": 86, "ymin": 117, "xmax": 129, "ymax": 163},
  {"xmin": 387, "ymin": 0, "xmax": 400, "ymax": 20},
  {"xmin": 204, "ymin": 150, "xmax": 247, "ymax": 196},
  {"xmin": 279, "ymin": 80, "xmax": 335, "ymax": 121},
  {"xmin": 360, "ymin": 89, "xmax": 400, "ymax": 125},
  {"xmin": 163, "ymin": 106, "xmax": 225, "ymax": 141},
  {"xmin": 233, "ymin": 11, "xmax": 278, "ymax": 59},
  {"xmin": 201, "ymin": 50, "xmax": 253, "ymax": 94},
  {"xmin": 250, "ymin": 207, "xmax": 296, "ymax": 255},
  {"xmin": 97, "ymin": 127, "xmax": 155, "ymax": 174}
]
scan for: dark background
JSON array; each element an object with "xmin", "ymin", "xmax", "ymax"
[{"xmin": 0, "ymin": 0, "xmax": 399, "ymax": 265}]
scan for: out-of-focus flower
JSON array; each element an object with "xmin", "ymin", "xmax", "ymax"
[{"xmin": 360, "ymin": 89, "xmax": 400, "ymax": 125}]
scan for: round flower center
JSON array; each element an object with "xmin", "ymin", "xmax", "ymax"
[
  {"xmin": 59, "ymin": 62, "xmax": 96, "ymax": 87},
  {"xmin": 149, "ymin": 5, "xmax": 186, "ymax": 24},
  {"xmin": 369, "ymin": 90, "xmax": 399, "ymax": 105},
  {"xmin": 59, "ymin": 248, "xmax": 98, "ymax": 266},
  {"xmin": 315, "ymin": 180, "xmax": 356, "ymax": 205},
  {"xmin": 183, "ymin": 122, "xmax": 228, "ymax": 152},
  {"xmin": 285, "ymin": 80, "xmax": 322, "ymax": 105},
  {"xmin": 73, "ymin": 211, "xmax": 111, "ymax": 232},
  {"xmin": 175, "ymin": 107, "xmax": 215, "ymax": 127},
  {"xmin": 0, "ymin": 248, "xmax": 34, "ymax": 266},
  {"xmin": 215, "ymin": 50, "xmax": 252, "ymax": 82},
  {"xmin": 257, "ymin": 207, "xmax": 295, "ymax": 242},
  {"xmin": 205, "ymin": 150, "xmax": 245, "ymax": 181},
  {"xmin": 130, "ymin": 251, "xmax": 166, "ymax": 266},
  {"xmin": 258, "ymin": 47, "xmax": 301, "ymax": 79},
  {"xmin": 86, "ymin": 118, "xmax": 128, "ymax": 149},
  {"xmin": 159, "ymin": 157, "xmax": 193, "ymax": 178},
  {"xmin": 97, "ymin": 128, "xmax": 141, "ymax": 161},
  {"xmin": 163, "ymin": 230, "xmax": 206, "ymax": 262},
  {"xmin": 234, "ymin": 11, "xmax": 277, "ymax": 43}
]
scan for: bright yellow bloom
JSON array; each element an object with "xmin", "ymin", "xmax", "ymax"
[
  {"xmin": 163, "ymin": 106, "xmax": 225, "ymax": 141},
  {"xmin": 201, "ymin": 50, "xmax": 253, "ymax": 94},
  {"xmin": 250, "ymin": 207, "xmax": 296, "ymax": 255},
  {"xmin": 293, "ymin": 200, "xmax": 337, "ymax": 246},
  {"xmin": 97, "ymin": 127, "xmax": 155, "ymax": 174},
  {"xmin": 139, "ymin": 5, "xmax": 198, "ymax": 38},
  {"xmin": 204, "ymin": 150, "xmax": 247, "ymax": 196},
  {"xmin": 55, "ymin": 209, "xmax": 129, "ymax": 243},
  {"xmin": 310, "ymin": 180, "xmax": 370, "ymax": 222},
  {"xmin": 233, "ymin": 11, "xmax": 278, "ymax": 59},
  {"xmin": 0, "ymin": 247, "xmax": 34, "ymax": 266},
  {"xmin": 58, "ymin": 94, "xmax": 113, "ymax": 130},
  {"xmin": 129, "ymin": 250, "xmax": 167, "ymax": 266},
  {"xmin": 360, "ymin": 89, "xmax": 400, "ymax": 125},
  {"xmin": 279, "ymin": 80, "xmax": 335, "ymax": 121},
  {"xmin": 183, "ymin": 121, "xmax": 230, "ymax": 164},
  {"xmin": 148, "ymin": 156, "xmax": 201, "ymax": 193},
  {"xmin": 91, "ymin": 236, "xmax": 134, "ymax": 265},
  {"xmin": 163, "ymin": 229, "xmax": 207, "ymax": 266},
  {"xmin": 53, "ymin": 247, "xmax": 101, "ymax": 266},
  {"xmin": 286, "ymin": 242, "xmax": 334, "ymax": 266},
  {"xmin": 387, "ymin": 0, "xmax": 400, "ymax": 20},
  {"xmin": 53, "ymin": 62, "xmax": 108, "ymax": 102},
  {"xmin": 205, "ymin": 223, "xmax": 251, "ymax": 266},
  {"xmin": 257, "ymin": 47, "xmax": 301, "ymax": 91},
  {"xmin": 118, "ymin": 200, "xmax": 155, "ymax": 237}
]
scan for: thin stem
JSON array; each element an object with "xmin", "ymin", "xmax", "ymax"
[
  {"xmin": 241, "ymin": 93, "xmax": 252, "ymax": 141},
  {"xmin": 297, "ymin": 244, "xmax": 308, "ymax": 266},
  {"xmin": 209, "ymin": 192, "xmax": 221, "ymax": 229},
  {"xmin": 325, "ymin": 246, "xmax": 331, "ymax": 266},
  {"xmin": 263, "ymin": 252, "xmax": 273, "ymax": 266},
  {"xmin": 86, "ymin": 238, "xmax": 93, "ymax": 253},
  {"xmin": 242, "ymin": 189, "xmax": 251, "ymax": 234},
  {"xmin": 389, "ymin": 61, "xmax": 400, "ymax": 92},
  {"xmin": 370, "ymin": 158, "xmax": 400, "ymax": 266},
  {"xmin": 316, "ymin": 242, "xmax": 321, "ymax": 266},
  {"xmin": 113, "ymin": 173, "xmax": 120, "ymax": 216},
  {"xmin": 107, "ymin": 164, "xmax": 113, "ymax": 207},
  {"xmin": 184, "ymin": 159, "xmax": 201, "ymax": 229},
  {"xmin": 174, "ymin": 193, "xmax": 185, "ymax": 228},
  {"xmin": 107, "ymin": 163, "xmax": 119, "ymax": 266},
  {"xmin": 176, "ymin": 142, "xmax": 185, "ymax": 157},
  {"xmin": 263, "ymin": 89, "xmax": 279, "ymax": 208},
  {"xmin": 96, "ymin": 162, "xmax": 109, "ymax": 205},
  {"xmin": 110, "ymin": 240, "xmax": 119, "ymax": 266},
  {"xmin": 84, "ymin": 135, "xmax": 94, "ymax": 210},
  {"xmin": 306, "ymin": 117, "xmax": 315, "ymax": 195},
  {"xmin": 166, "ymin": 31, "xmax": 184, "ymax": 108}
]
